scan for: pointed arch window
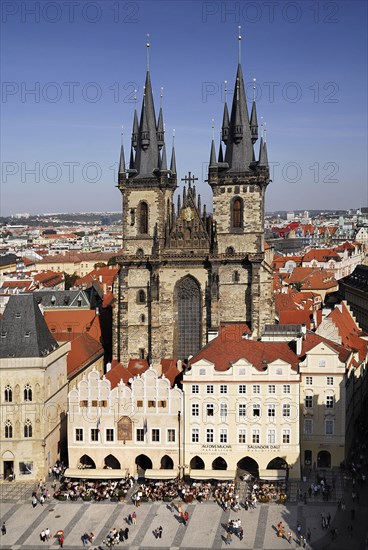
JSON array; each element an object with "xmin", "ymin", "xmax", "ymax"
[
  {"xmin": 4, "ymin": 385, "xmax": 12, "ymax": 402},
  {"xmin": 137, "ymin": 290, "xmax": 146, "ymax": 304},
  {"xmin": 5, "ymin": 420, "xmax": 13, "ymax": 438},
  {"xmin": 139, "ymin": 202, "xmax": 148, "ymax": 234},
  {"xmin": 232, "ymin": 197, "xmax": 243, "ymax": 229},
  {"xmin": 24, "ymin": 384, "xmax": 32, "ymax": 402},
  {"xmin": 24, "ymin": 419, "xmax": 32, "ymax": 438}
]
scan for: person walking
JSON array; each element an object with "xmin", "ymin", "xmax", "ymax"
[
  {"xmin": 59, "ymin": 534, "xmax": 64, "ymax": 547},
  {"xmin": 287, "ymin": 531, "xmax": 292, "ymax": 543},
  {"xmin": 158, "ymin": 526, "xmax": 163, "ymax": 539},
  {"xmin": 124, "ymin": 527, "xmax": 129, "ymax": 540},
  {"xmin": 1, "ymin": 523, "xmax": 6, "ymax": 536},
  {"xmin": 132, "ymin": 511, "xmax": 137, "ymax": 525},
  {"xmin": 226, "ymin": 530, "xmax": 232, "ymax": 545},
  {"xmin": 183, "ymin": 511, "xmax": 189, "ymax": 526},
  {"xmin": 177, "ymin": 501, "xmax": 182, "ymax": 516}
]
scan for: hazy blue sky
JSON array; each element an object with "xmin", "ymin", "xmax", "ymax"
[{"xmin": 1, "ymin": 0, "xmax": 367, "ymax": 216}]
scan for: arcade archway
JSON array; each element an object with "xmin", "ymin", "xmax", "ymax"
[
  {"xmin": 190, "ymin": 456, "xmax": 205, "ymax": 470},
  {"xmin": 212, "ymin": 457, "xmax": 227, "ymax": 470},
  {"xmin": 237, "ymin": 456, "xmax": 259, "ymax": 477},
  {"xmin": 104, "ymin": 455, "xmax": 121, "ymax": 469},
  {"xmin": 135, "ymin": 454, "xmax": 152, "ymax": 471},
  {"xmin": 160, "ymin": 455, "xmax": 174, "ymax": 469},
  {"xmin": 267, "ymin": 457, "xmax": 288, "ymax": 470},
  {"xmin": 79, "ymin": 455, "xmax": 96, "ymax": 468},
  {"xmin": 317, "ymin": 450, "xmax": 331, "ymax": 468}
]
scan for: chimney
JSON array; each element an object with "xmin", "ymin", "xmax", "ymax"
[{"xmin": 106, "ymin": 362, "xmax": 112, "ymax": 372}]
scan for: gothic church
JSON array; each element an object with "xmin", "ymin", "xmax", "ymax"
[{"xmin": 113, "ymin": 43, "xmax": 274, "ymax": 369}]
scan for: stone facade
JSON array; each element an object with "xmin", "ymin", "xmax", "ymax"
[{"xmin": 113, "ymin": 51, "xmax": 274, "ymax": 367}]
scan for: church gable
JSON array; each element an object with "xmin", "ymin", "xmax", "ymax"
[{"xmin": 165, "ymin": 178, "xmax": 212, "ymax": 254}]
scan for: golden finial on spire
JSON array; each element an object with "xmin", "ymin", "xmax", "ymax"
[
  {"xmin": 172, "ymin": 128, "xmax": 175, "ymax": 146},
  {"xmin": 211, "ymin": 119, "xmax": 215, "ymax": 140},
  {"xmin": 264, "ymin": 122, "xmax": 267, "ymax": 143},
  {"xmin": 160, "ymin": 86, "xmax": 163, "ymax": 108},
  {"xmin": 261, "ymin": 116, "xmax": 264, "ymax": 138},
  {"xmin": 146, "ymin": 33, "xmax": 150, "ymax": 70},
  {"xmin": 134, "ymin": 89, "xmax": 137, "ymax": 106},
  {"xmin": 253, "ymin": 78, "xmax": 256, "ymax": 101},
  {"xmin": 238, "ymin": 25, "xmax": 242, "ymax": 64},
  {"xmin": 224, "ymin": 80, "xmax": 228, "ymax": 103}
]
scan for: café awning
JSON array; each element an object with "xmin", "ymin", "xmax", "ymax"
[
  {"xmin": 259, "ymin": 469, "xmax": 287, "ymax": 481},
  {"xmin": 190, "ymin": 469, "xmax": 236, "ymax": 480},
  {"xmin": 63, "ymin": 468, "xmax": 128, "ymax": 480},
  {"xmin": 144, "ymin": 469, "xmax": 179, "ymax": 480}
]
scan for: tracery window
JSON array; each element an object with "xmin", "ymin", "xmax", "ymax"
[
  {"xmin": 4, "ymin": 385, "xmax": 12, "ymax": 402},
  {"xmin": 5, "ymin": 420, "xmax": 13, "ymax": 438},
  {"xmin": 24, "ymin": 384, "xmax": 32, "ymax": 402},
  {"xmin": 176, "ymin": 277, "xmax": 201, "ymax": 361},
  {"xmin": 24, "ymin": 419, "xmax": 32, "ymax": 438}
]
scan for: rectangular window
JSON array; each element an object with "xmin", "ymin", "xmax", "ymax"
[
  {"xmin": 305, "ymin": 395, "xmax": 313, "ymax": 408},
  {"xmin": 253, "ymin": 385, "xmax": 260, "ymax": 394},
  {"xmin": 158, "ymin": 400, "xmax": 167, "ymax": 408},
  {"xmin": 326, "ymin": 377, "xmax": 334, "ymax": 386},
  {"xmin": 326, "ymin": 395, "xmax": 334, "ymax": 409},
  {"xmin": 238, "ymin": 384, "xmax": 247, "ymax": 394},
  {"xmin": 136, "ymin": 400, "xmax": 143, "ymax": 408},
  {"xmin": 106, "ymin": 429, "xmax": 114, "ymax": 442},
  {"xmin": 239, "ymin": 403, "xmax": 246, "ymax": 417},
  {"xmin": 90, "ymin": 428, "xmax": 99, "ymax": 442},
  {"xmin": 99, "ymin": 400, "xmax": 107, "ymax": 407},
  {"xmin": 220, "ymin": 385, "xmax": 228, "ymax": 394},
  {"xmin": 325, "ymin": 420, "xmax": 334, "ymax": 435},
  {"xmin": 206, "ymin": 385, "xmax": 214, "ymax": 394},
  {"xmin": 304, "ymin": 419, "xmax": 313, "ymax": 435},
  {"xmin": 191, "ymin": 403, "xmax": 199, "ymax": 416},
  {"xmin": 192, "ymin": 428, "xmax": 199, "ymax": 443},
  {"xmin": 192, "ymin": 384, "xmax": 199, "ymax": 394},
  {"xmin": 151, "ymin": 429, "xmax": 160, "ymax": 442},
  {"xmin": 220, "ymin": 403, "xmax": 228, "ymax": 417},
  {"xmin": 282, "ymin": 429, "xmax": 290, "ymax": 444},
  {"xmin": 206, "ymin": 404, "xmax": 214, "ymax": 417},
  {"xmin": 268, "ymin": 429, "xmax": 276, "ymax": 444},
  {"xmin": 238, "ymin": 429, "xmax": 246, "ymax": 444},
  {"xmin": 252, "ymin": 429, "xmax": 260, "ymax": 443},
  {"xmin": 75, "ymin": 428, "xmax": 83, "ymax": 442},
  {"xmin": 219, "ymin": 429, "xmax": 227, "ymax": 443},
  {"xmin": 80, "ymin": 400, "xmax": 88, "ymax": 408},
  {"xmin": 268, "ymin": 404, "xmax": 276, "ymax": 417},
  {"xmin": 319, "ymin": 360, "xmax": 326, "ymax": 367},
  {"xmin": 282, "ymin": 404, "xmax": 290, "ymax": 417},
  {"xmin": 148, "ymin": 400, "xmax": 156, "ymax": 408},
  {"xmin": 91, "ymin": 400, "xmax": 98, "ymax": 407},
  {"xmin": 167, "ymin": 429, "xmax": 176, "ymax": 443},
  {"xmin": 253, "ymin": 404, "xmax": 261, "ymax": 417},
  {"xmin": 305, "ymin": 376, "xmax": 313, "ymax": 385},
  {"xmin": 283, "ymin": 384, "xmax": 291, "ymax": 394},
  {"xmin": 268, "ymin": 384, "xmax": 276, "ymax": 394},
  {"xmin": 206, "ymin": 428, "xmax": 214, "ymax": 443},
  {"xmin": 19, "ymin": 461, "xmax": 33, "ymax": 475},
  {"xmin": 199, "ymin": 368, "xmax": 206, "ymax": 375},
  {"xmin": 136, "ymin": 428, "xmax": 144, "ymax": 442}
]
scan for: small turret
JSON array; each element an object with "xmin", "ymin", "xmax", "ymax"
[{"xmin": 132, "ymin": 109, "xmax": 139, "ymax": 149}]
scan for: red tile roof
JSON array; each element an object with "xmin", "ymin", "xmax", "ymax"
[
  {"xmin": 75, "ymin": 265, "xmax": 119, "ymax": 289},
  {"xmin": 190, "ymin": 326, "xmax": 299, "ymax": 372},
  {"xmin": 301, "ymin": 331, "xmax": 351, "ymax": 363},
  {"xmin": 302, "ymin": 249, "xmax": 340, "ymax": 263},
  {"xmin": 45, "ymin": 310, "xmax": 97, "ymax": 336},
  {"xmin": 34, "ymin": 270, "xmax": 64, "ymax": 287},
  {"xmin": 67, "ymin": 332, "xmax": 104, "ymax": 378},
  {"xmin": 328, "ymin": 303, "xmax": 368, "ymax": 361},
  {"xmin": 105, "ymin": 362, "xmax": 132, "ymax": 386}
]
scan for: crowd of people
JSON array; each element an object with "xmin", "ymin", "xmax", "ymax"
[
  {"xmin": 248, "ymin": 480, "xmax": 288, "ymax": 504},
  {"xmin": 53, "ymin": 476, "xmax": 134, "ymax": 501}
]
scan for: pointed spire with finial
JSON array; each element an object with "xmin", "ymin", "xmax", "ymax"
[
  {"xmin": 250, "ymin": 77, "xmax": 258, "ymax": 144},
  {"xmin": 258, "ymin": 122, "xmax": 268, "ymax": 167},
  {"xmin": 177, "ymin": 192, "xmax": 181, "ymax": 212},
  {"xmin": 170, "ymin": 129, "xmax": 177, "ymax": 174},
  {"xmin": 160, "ymin": 142, "xmax": 168, "ymax": 171},
  {"xmin": 132, "ymin": 94, "xmax": 139, "ymax": 149},
  {"xmin": 218, "ymin": 141, "xmax": 224, "ymax": 163},
  {"xmin": 118, "ymin": 126, "xmax": 126, "ymax": 176},
  {"xmin": 129, "ymin": 146, "xmax": 135, "ymax": 170},
  {"xmin": 146, "ymin": 33, "xmax": 150, "ymax": 70},
  {"xmin": 156, "ymin": 86, "xmax": 164, "ymax": 149},
  {"xmin": 209, "ymin": 119, "xmax": 217, "ymax": 167},
  {"xmin": 238, "ymin": 25, "xmax": 242, "ymax": 64},
  {"xmin": 222, "ymin": 80, "xmax": 230, "ymax": 144}
]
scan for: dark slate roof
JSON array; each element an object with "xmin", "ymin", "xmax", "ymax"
[
  {"xmin": 34, "ymin": 289, "xmax": 91, "ymax": 308},
  {"xmin": 0, "ymin": 294, "xmax": 58, "ymax": 358},
  {"xmin": 0, "ymin": 254, "xmax": 18, "ymax": 267}
]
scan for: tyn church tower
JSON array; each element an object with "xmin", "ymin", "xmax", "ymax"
[{"xmin": 113, "ymin": 43, "xmax": 274, "ymax": 369}]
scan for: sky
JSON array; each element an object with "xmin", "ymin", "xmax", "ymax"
[{"xmin": 1, "ymin": 0, "xmax": 367, "ymax": 216}]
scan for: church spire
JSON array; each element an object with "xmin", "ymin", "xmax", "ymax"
[
  {"xmin": 223, "ymin": 32, "xmax": 254, "ymax": 172},
  {"xmin": 209, "ymin": 120, "xmax": 217, "ymax": 167},
  {"xmin": 222, "ymin": 81, "xmax": 229, "ymax": 144},
  {"xmin": 170, "ymin": 130, "xmax": 177, "ymax": 174},
  {"xmin": 132, "ymin": 106, "xmax": 139, "ymax": 149},
  {"xmin": 156, "ymin": 87, "xmax": 165, "ymax": 149},
  {"xmin": 118, "ymin": 126, "xmax": 126, "ymax": 177},
  {"xmin": 250, "ymin": 78, "xmax": 258, "ymax": 144}
]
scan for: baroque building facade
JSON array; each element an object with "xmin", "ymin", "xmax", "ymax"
[{"xmin": 113, "ymin": 45, "xmax": 274, "ymax": 368}]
